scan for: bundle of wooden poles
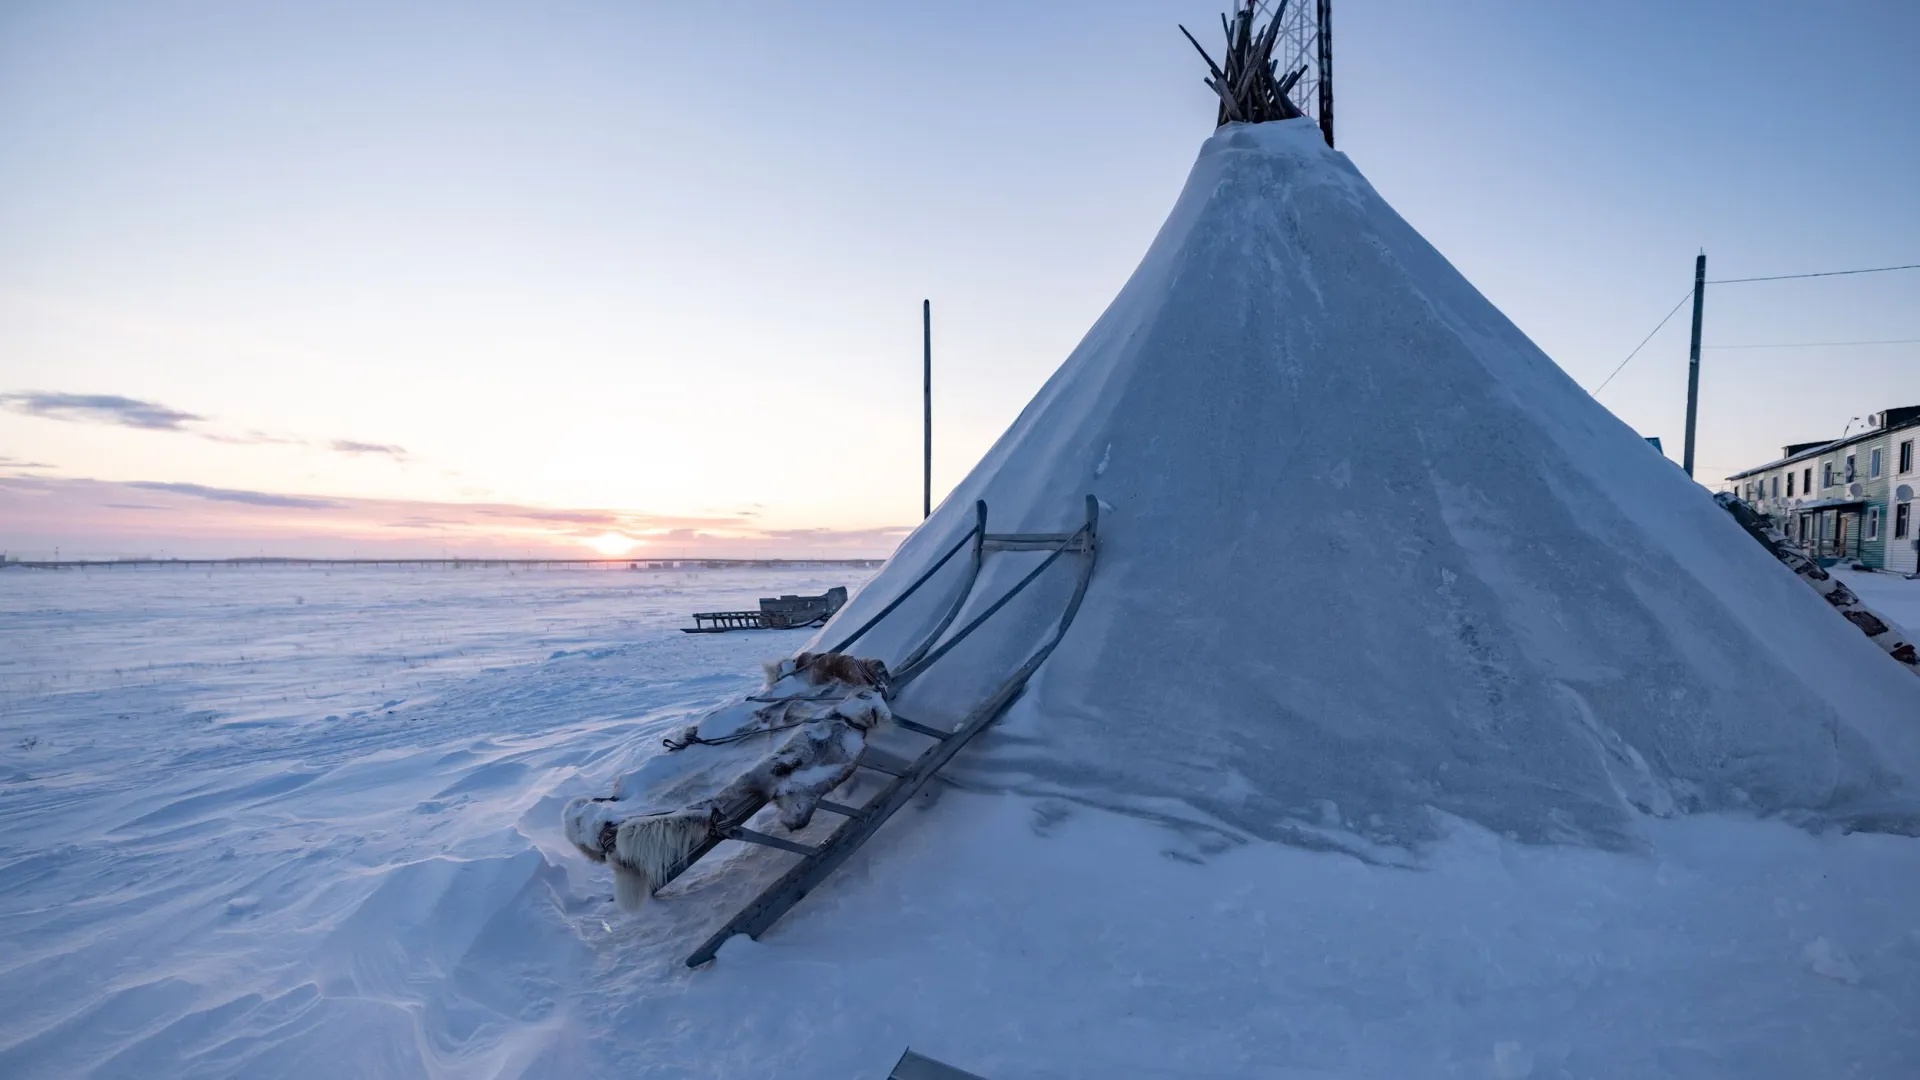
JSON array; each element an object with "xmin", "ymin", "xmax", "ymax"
[{"xmin": 1181, "ymin": 2, "xmax": 1308, "ymax": 127}]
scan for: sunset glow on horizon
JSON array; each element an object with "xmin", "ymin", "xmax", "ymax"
[{"xmin": 583, "ymin": 532, "xmax": 640, "ymax": 557}]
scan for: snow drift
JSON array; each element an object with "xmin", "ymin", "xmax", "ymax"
[{"xmin": 813, "ymin": 118, "xmax": 1920, "ymax": 856}]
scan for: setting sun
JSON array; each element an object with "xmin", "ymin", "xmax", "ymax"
[{"xmin": 584, "ymin": 532, "xmax": 640, "ymax": 556}]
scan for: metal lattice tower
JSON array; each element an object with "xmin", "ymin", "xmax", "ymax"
[{"xmin": 1255, "ymin": 0, "xmax": 1333, "ymax": 147}]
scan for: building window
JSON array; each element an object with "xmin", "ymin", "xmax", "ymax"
[
  {"xmin": 1787, "ymin": 472, "xmax": 1796, "ymax": 497},
  {"xmin": 1823, "ymin": 463, "xmax": 1834, "ymax": 488},
  {"xmin": 1846, "ymin": 454, "xmax": 1856, "ymax": 482},
  {"xmin": 1902, "ymin": 440, "xmax": 1914, "ymax": 474},
  {"xmin": 1871, "ymin": 448, "xmax": 1883, "ymax": 479},
  {"xmin": 1772, "ymin": 476, "xmax": 1781, "ymax": 499},
  {"xmin": 1805, "ymin": 467, "xmax": 1813, "ymax": 492},
  {"xmin": 1867, "ymin": 506, "xmax": 1880, "ymax": 540},
  {"xmin": 1897, "ymin": 502, "xmax": 1911, "ymax": 540}
]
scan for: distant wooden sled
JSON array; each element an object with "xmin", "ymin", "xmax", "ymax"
[
  {"xmin": 681, "ymin": 586, "xmax": 849, "ymax": 633},
  {"xmin": 657, "ymin": 496, "xmax": 1100, "ymax": 967}
]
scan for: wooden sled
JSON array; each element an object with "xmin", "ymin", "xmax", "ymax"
[
  {"xmin": 681, "ymin": 586, "xmax": 849, "ymax": 633},
  {"xmin": 649, "ymin": 496, "xmax": 1102, "ymax": 966}
]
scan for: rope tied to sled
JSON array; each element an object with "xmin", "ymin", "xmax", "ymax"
[{"xmin": 661, "ymin": 721, "xmax": 807, "ymax": 751}]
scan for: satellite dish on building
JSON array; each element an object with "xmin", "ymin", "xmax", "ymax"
[
  {"xmin": 1847, "ymin": 482, "xmax": 1865, "ymax": 498},
  {"xmin": 1897, "ymin": 484, "xmax": 1914, "ymax": 502}
]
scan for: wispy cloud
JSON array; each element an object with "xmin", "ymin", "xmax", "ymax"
[
  {"xmin": 0, "ymin": 392, "xmax": 202, "ymax": 431},
  {"xmin": 331, "ymin": 440, "xmax": 408, "ymax": 459},
  {"xmin": 2, "ymin": 388, "xmax": 414, "ymax": 464},
  {"xmin": 764, "ymin": 525, "xmax": 914, "ymax": 547},
  {"xmin": 0, "ymin": 456, "xmax": 55, "ymax": 470},
  {"xmin": 477, "ymin": 507, "xmax": 619, "ymax": 526},
  {"xmin": 126, "ymin": 481, "xmax": 344, "ymax": 510},
  {"xmin": 199, "ymin": 430, "xmax": 305, "ymax": 446}
]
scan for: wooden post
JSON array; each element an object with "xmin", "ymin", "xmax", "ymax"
[
  {"xmin": 923, "ymin": 299, "xmax": 932, "ymax": 519},
  {"xmin": 1316, "ymin": 0, "xmax": 1334, "ymax": 148},
  {"xmin": 1683, "ymin": 252, "xmax": 1706, "ymax": 478}
]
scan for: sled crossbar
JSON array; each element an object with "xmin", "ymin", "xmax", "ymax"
[
  {"xmin": 982, "ymin": 531, "xmax": 1090, "ymax": 553},
  {"xmin": 681, "ymin": 494, "xmax": 1101, "ymax": 967},
  {"xmin": 889, "ymin": 715, "xmax": 952, "ymax": 739}
]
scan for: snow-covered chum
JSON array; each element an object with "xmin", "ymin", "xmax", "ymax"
[
  {"xmin": 800, "ymin": 116, "xmax": 1920, "ymax": 857},
  {"xmin": 562, "ymin": 651, "xmax": 890, "ymax": 909}
]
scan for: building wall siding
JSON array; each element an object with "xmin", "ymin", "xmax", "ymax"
[
  {"xmin": 1892, "ymin": 431, "xmax": 1920, "ymax": 574},
  {"xmin": 1859, "ymin": 435, "xmax": 1891, "ymax": 567}
]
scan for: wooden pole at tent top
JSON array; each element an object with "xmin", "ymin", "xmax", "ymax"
[
  {"xmin": 1316, "ymin": 0, "xmax": 1334, "ymax": 148},
  {"xmin": 1683, "ymin": 252, "xmax": 1707, "ymax": 479},
  {"xmin": 923, "ymin": 299, "xmax": 932, "ymax": 520}
]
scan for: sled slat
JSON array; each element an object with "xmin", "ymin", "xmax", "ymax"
[
  {"xmin": 855, "ymin": 748, "xmax": 915, "ymax": 776},
  {"xmin": 722, "ymin": 826, "xmax": 818, "ymax": 857},
  {"xmin": 890, "ymin": 715, "xmax": 953, "ymax": 739},
  {"xmin": 984, "ymin": 530, "xmax": 1078, "ymax": 543},
  {"xmin": 814, "ymin": 800, "xmax": 865, "ymax": 818},
  {"xmin": 982, "ymin": 535, "xmax": 1090, "ymax": 553}
]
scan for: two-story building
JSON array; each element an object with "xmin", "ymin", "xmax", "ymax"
[{"xmin": 1724, "ymin": 405, "xmax": 1920, "ymax": 572}]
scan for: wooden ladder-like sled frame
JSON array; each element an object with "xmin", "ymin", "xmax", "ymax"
[{"xmin": 667, "ymin": 494, "xmax": 1101, "ymax": 967}]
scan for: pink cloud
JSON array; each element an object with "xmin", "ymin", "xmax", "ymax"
[{"xmin": 0, "ymin": 476, "xmax": 910, "ymax": 561}]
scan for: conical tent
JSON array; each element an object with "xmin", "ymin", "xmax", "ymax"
[{"xmin": 816, "ymin": 117, "xmax": 1920, "ymax": 855}]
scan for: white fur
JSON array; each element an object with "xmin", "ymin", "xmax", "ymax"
[
  {"xmin": 610, "ymin": 864, "xmax": 651, "ymax": 910},
  {"xmin": 830, "ymin": 689, "xmax": 890, "ymax": 732},
  {"xmin": 609, "ymin": 809, "xmax": 715, "ymax": 909},
  {"xmin": 561, "ymin": 795, "xmax": 619, "ymax": 860}
]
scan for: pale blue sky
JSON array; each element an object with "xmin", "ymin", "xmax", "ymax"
[{"xmin": 2, "ymin": 1, "xmax": 1917, "ymax": 557}]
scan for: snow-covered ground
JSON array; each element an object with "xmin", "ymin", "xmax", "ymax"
[
  {"xmin": 1836, "ymin": 565, "xmax": 1920, "ymax": 642},
  {"xmin": 4, "ymin": 566, "xmax": 1919, "ymax": 1079}
]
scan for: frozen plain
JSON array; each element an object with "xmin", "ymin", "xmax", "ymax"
[{"xmin": 2, "ymin": 564, "xmax": 1919, "ymax": 1079}]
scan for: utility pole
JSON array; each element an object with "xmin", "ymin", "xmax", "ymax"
[
  {"xmin": 1682, "ymin": 251, "xmax": 1706, "ymax": 478},
  {"xmin": 1315, "ymin": 0, "xmax": 1333, "ymax": 148},
  {"xmin": 922, "ymin": 299, "xmax": 932, "ymax": 519}
]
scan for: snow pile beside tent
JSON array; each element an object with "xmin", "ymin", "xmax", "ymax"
[{"xmin": 812, "ymin": 118, "xmax": 1920, "ymax": 858}]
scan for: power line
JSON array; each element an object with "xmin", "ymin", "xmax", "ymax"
[
  {"xmin": 1704, "ymin": 338, "xmax": 1920, "ymax": 350},
  {"xmin": 1707, "ymin": 262, "xmax": 1920, "ymax": 285},
  {"xmin": 1593, "ymin": 289, "xmax": 1693, "ymax": 395}
]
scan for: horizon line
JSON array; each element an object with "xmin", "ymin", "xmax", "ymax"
[{"xmin": 0, "ymin": 555, "xmax": 887, "ymax": 570}]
